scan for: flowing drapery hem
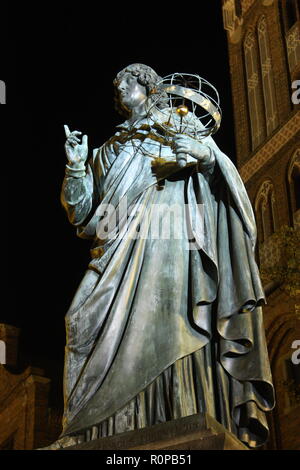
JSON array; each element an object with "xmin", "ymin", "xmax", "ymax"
[{"xmin": 63, "ymin": 344, "xmax": 273, "ymax": 448}]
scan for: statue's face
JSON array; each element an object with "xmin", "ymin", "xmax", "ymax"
[{"xmin": 117, "ymin": 73, "xmax": 147, "ymax": 111}]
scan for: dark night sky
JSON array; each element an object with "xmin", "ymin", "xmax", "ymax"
[{"xmin": 4, "ymin": 2, "xmax": 236, "ymax": 365}]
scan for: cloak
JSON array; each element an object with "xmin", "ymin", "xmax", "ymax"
[{"xmin": 60, "ymin": 114, "xmax": 275, "ymax": 447}]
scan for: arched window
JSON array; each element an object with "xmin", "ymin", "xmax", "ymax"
[
  {"xmin": 287, "ymin": 150, "xmax": 300, "ymax": 224},
  {"xmin": 279, "ymin": 353, "xmax": 300, "ymax": 412},
  {"xmin": 283, "ymin": 0, "xmax": 299, "ymax": 31},
  {"xmin": 255, "ymin": 180, "xmax": 276, "ymax": 243},
  {"xmin": 292, "ymin": 167, "xmax": 300, "ymax": 209},
  {"xmin": 244, "ymin": 30, "xmax": 266, "ymax": 150},
  {"xmin": 257, "ymin": 16, "xmax": 279, "ymax": 135}
]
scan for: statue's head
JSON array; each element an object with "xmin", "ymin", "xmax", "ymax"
[{"xmin": 113, "ymin": 63, "xmax": 166, "ymax": 118}]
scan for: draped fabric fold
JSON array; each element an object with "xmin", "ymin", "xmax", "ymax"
[{"xmin": 60, "ymin": 116, "xmax": 275, "ymax": 448}]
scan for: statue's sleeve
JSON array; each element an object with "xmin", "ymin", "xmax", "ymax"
[
  {"xmin": 60, "ymin": 162, "xmax": 95, "ymax": 226},
  {"xmin": 60, "ymin": 146, "xmax": 110, "ymax": 227},
  {"xmin": 197, "ymin": 145, "xmax": 216, "ymax": 180}
]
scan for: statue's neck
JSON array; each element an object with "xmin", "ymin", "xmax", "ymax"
[{"xmin": 128, "ymin": 102, "xmax": 148, "ymax": 124}]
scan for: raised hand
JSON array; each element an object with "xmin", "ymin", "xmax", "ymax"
[{"xmin": 64, "ymin": 125, "xmax": 88, "ymax": 168}]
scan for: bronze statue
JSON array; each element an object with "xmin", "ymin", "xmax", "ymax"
[{"xmin": 57, "ymin": 64, "xmax": 274, "ymax": 449}]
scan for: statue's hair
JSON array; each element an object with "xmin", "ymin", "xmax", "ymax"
[{"xmin": 113, "ymin": 63, "xmax": 168, "ymax": 118}]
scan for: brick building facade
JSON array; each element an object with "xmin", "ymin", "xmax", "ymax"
[
  {"xmin": 0, "ymin": 325, "xmax": 63, "ymax": 450},
  {"xmin": 222, "ymin": 0, "xmax": 300, "ymax": 450}
]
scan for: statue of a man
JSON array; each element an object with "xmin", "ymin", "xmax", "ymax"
[{"xmin": 57, "ymin": 64, "xmax": 274, "ymax": 448}]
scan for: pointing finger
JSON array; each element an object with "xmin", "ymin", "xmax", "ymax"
[{"xmin": 64, "ymin": 124, "xmax": 71, "ymax": 137}]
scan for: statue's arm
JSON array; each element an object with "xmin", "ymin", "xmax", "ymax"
[
  {"xmin": 60, "ymin": 164, "xmax": 94, "ymax": 226},
  {"xmin": 60, "ymin": 125, "xmax": 94, "ymax": 226}
]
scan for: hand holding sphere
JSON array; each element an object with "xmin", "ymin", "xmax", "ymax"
[{"xmin": 148, "ymin": 73, "xmax": 222, "ymax": 168}]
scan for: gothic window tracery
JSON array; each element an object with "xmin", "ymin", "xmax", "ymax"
[
  {"xmin": 255, "ymin": 180, "xmax": 277, "ymax": 243},
  {"xmin": 244, "ymin": 30, "xmax": 266, "ymax": 150},
  {"xmin": 257, "ymin": 16, "xmax": 279, "ymax": 135}
]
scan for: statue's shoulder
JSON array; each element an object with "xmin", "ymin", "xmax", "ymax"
[
  {"xmin": 93, "ymin": 147, "xmax": 100, "ymax": 159},
  {"xmin": 89, "ymin": 147, "xmax": 102, "ymax": 167},
  {"xmin": 92, "ymin": 146, "xmax": 108, "ymax": 159}
]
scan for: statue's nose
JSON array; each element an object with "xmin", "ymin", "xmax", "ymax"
[{"xmin": 118, "ymin": 81, "xmax": 126, "ymax": 92}]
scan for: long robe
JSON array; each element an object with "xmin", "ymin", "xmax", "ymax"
[{"xmin": 60, "ymin": 113, "xmax": 275, "ymax": 448}]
